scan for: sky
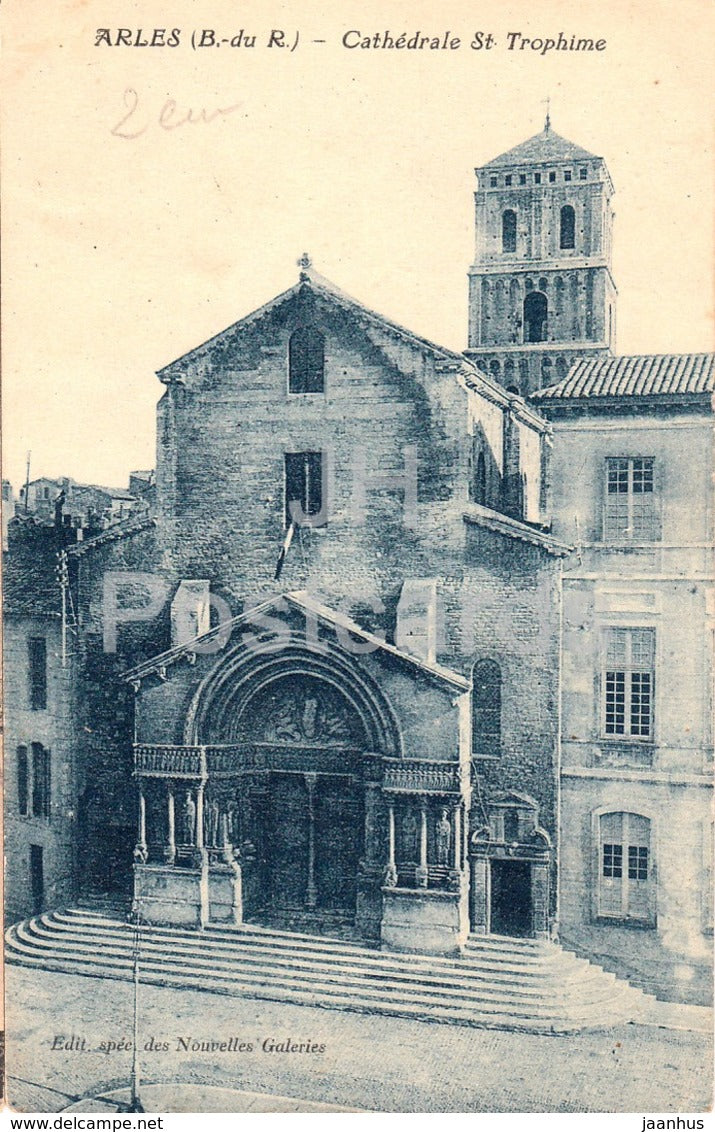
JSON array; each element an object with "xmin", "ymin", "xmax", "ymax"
[{"xmin": 2, "ymin": 0, "xmax": 713, "ymax": 491}]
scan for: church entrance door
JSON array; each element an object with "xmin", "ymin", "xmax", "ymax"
[
  {"xmin": 490, "ymin": 858, "xmax": 532, "ymax": 937},
  {"xmin": 264, "ymin": 771, "xmax": 363, "ymax": 918}
]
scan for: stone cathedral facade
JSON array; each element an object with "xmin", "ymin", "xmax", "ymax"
[{"xmin": 5, "ymin": 120, "xmax": 713, "ymax": 1002}]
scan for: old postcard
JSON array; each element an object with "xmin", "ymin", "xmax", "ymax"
[{"xmin": 2, "ymin": 0, "xmax": 713, "ymax": 1120}]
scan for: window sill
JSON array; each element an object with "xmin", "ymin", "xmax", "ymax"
[
  {"xmin": 593, "ymin": 915, "xmax": 656, "ymax": 931},
  {"xmin": 471, "ymin": 752, "xmax": 500, "ymax": 761},
  {"xmin": 596, "ymin": 540, "xmax": 662, "ymax": 549}
]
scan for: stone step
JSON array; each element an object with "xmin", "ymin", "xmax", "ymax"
[
  {"xmin": 5, "ymin": 928, "xmax": 639, "ymax": 1029},
  {"xmin": 41, "ymin": 913, "xmax": 593, "ymax": 986},
  {"xmin": 51, "ymin": 910, "xmax": 581, "ymax": 977},
  {"xmin": 6, "ymin": 909, "xmax": 654, "ymax": 1032},
  {"xmin": 17, "ymin": 919, "xmax": 622, "ymax": 1008}
]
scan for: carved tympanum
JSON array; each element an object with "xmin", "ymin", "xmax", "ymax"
[{"xmin": 237, "ymin": 676, "xmax": 363, "ymax": 747}]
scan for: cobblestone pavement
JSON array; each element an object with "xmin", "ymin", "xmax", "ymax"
[{"xmin": 5, "ymin": 966, "xmax": 712, "ymax": 1113}]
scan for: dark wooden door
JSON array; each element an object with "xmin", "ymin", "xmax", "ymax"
[
  {"xmin": 314, "ymin": 777, "xmax": 362, "ymax": 913},
  {"xmin": 490, "ymin": 859, "xmax": 532, "ymax": 937},
  {"xmin": 266, "ymin": 774, "xmax": 309, "ymax": 910}
]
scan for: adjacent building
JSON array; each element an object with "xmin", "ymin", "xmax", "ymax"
[{"xmin": 533, "ymin": 354, "xmax": 714, "ymax": 1001}]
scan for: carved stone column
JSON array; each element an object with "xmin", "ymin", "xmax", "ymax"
[
  {"xmin": 416, "ymin": 799, "xmax": 428, "ymax": 888},
  {"xmin": 164, "ymin": 786, "xmax": 176, "ymax": 866},
  {"xmin": 305, "ymin": 772, "xmax": 318, "ymax": 909},
  {"xmin": 136, "ymin": 784, "xmax": 148, "ymax": 862},
  {"xmin": 384, "ymin": 800, "xmax": 397, "ymax": 887},
  {"xmin": 193, "ymin": 782, "xmax": 207, "ymax": 869},
  {"xmin": 363, "ymin": 783, "xmax": 381, "ymax": 864},
  {"xmin": 453, "ymin": 802, "xmax": 461, "ymax": 871}
]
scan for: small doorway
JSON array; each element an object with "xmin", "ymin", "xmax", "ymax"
[
  {"xmin": 490, "ymin": 858, "xmax": 532, "ymax": 937},
  {"xmin": 30, "ymin": 844, "xmax": 44, "ymax": 915}
]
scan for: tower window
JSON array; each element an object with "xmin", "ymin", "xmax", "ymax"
[
  {"xmin": 472, "ymin": 659, "xmax": 502, "ymax": 756},
  {"xmin": 580, "ymin": 167, "xmax": 588, "ymax": 180},
  {"xmin": 523, "ymin": 291, "xmax": 548, "ymax": 343},
  {"xmin": 288, "ymin": 327, "xmax": 325, "ymax": 394},
  {"xmin": 549, "ymin": 171, "xmax": 556, "ymax": 183},
  {"xmin": 490, "ymin": 176, "xmax": 498, "ymax": 187},
  {"xmin": 284, "ymin": 451, "xmax": 326, "ymax": 527},
  {"xmin": 505, "ymin": 175, "xmax": 512, "ymax": 186},
  {"xmin": 501, "ymin": 210, "xmax": 517, "ymax": 253},
  {"xmin": 560, "ymin": 205, "xmax": 576, "ymax": 250}
]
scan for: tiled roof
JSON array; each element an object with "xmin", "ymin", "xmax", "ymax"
[
  {"xmin": 532, "ymin": 354, "xmax": 715, "ymax": 401},
  {"xmin": 481, "ymin": 127, "xmax": 597, "ymax": 169}
]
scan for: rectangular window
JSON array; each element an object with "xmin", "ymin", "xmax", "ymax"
[
  {"xmin": 490, "ymin": 176, "xmax": 497, "ymax": 187},
  {"xmin": 564, "ymin": 169, "xmax": 572, "ymax": 182},
  {"xmin": 603, "ymin": 628, "xmax": 655, "ymax": 739},
  {"xmin": 505, "ymin": 175, "xmax": 512, "ymax": 186},
  {"xmin": 17, "ymin": 746, "xmax": 29, "ymax": 816},
  {"xmin": 603, "ymin": 842, "xmax": 623, "ymax": 878},
  {"xmin": 604, "ymin": 456, "xmax": 658, "ymax": 541},
  {"xmin": 534, "ymin": 172, "xmax": 541, "ymax": 184},
  {"xmin": 549, "ymin": 171, "xmax": 556, "ymax": 183},
  {"xmin": 580, "ymin": 167, "xmax": 588, "ymax": 180},
  {"xmin": 28, "ymin": 637, "xmax": 47, "ymax": 711},
  {"xmin": 284, "ymin": 452, "xmax": 325, "ymax": 527},
  {"xmin": 31, "ymin": 742, "xmax": 51, "ymax": 819},
  {"xmin": 628, "ymin": 845, "xmax": 649, "ymax": 880},
  {"xmin": 519, "ymin": 173, "xmax": 526, "ymax": 185}
]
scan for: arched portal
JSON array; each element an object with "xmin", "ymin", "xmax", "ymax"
[{"xmin": 182, "ymin": 641, "xmax": 400, "ymax": 928}]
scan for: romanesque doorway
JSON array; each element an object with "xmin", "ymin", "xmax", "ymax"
[
  {"xmin": 199, "ymin": 667, "xmax": 372, "ymax": 930},
  {"xmin": 490, "ymin": 859, "xmax": 532, "ymax": 937}
]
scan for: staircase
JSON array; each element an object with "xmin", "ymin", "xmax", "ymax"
[{"xmin": 5, "ymin": 908, "xmax": 656, "ymax": 1033}]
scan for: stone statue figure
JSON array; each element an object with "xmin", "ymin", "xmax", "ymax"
[
  {"xmin": 205, "ymin": 798, "xmax": 220, "ymax": 846},
  {"xmin": 435, "ymin": 808, "xmax": 451, "ymax": 866},
  {"xmin": 402, "ymin": 809, "xmax": 419, "ymax": 861},
  {"xmin": 182, "ymin": 791, "xmax": 196, "ymax": 844},
  {"xmin": 225, "ymin": 799, "xmax": 239, "ymax": 845}
]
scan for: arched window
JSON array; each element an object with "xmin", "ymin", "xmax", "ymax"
[
  {"xmin": 472, "ymin": 659, "xmax": 502, "ymax": 756},
  {"xmin": 472, "ymin": 449, "xmax": 487, "ymax": 506},
  {"xmin": 502, "ymin": 210, "xmax": 517, "ymax": 253},
  {"xmin": 524, "ymin": 291, "xmax": 548, "ymax": 343},
  {"xmin": 598, "ymin": 811, "xmax": 653, "ymax": 922},
  {"xmin": 288, "ymin": 327, "xmax": 325, "ymax": 393},
  {"xmin": 560, "ymin": 205, "xmax": 575, "ymax": 250}
]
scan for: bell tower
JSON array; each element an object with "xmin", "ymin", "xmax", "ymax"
[{"xmin": 465, "ymin": 118, "xmax": 617, "ymax": 396}]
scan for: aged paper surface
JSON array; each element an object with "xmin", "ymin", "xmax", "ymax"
[{"xmin": 2, "ymin": 0, "xmax": 713, "ymax": 1119}]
